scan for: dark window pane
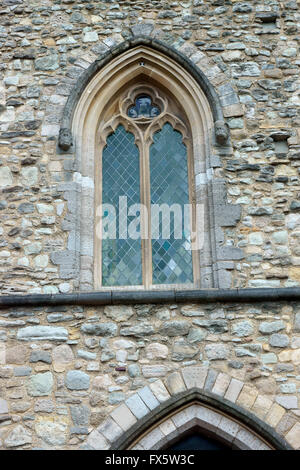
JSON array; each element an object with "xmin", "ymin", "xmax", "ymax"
[
  {"xmin": 102, "ymin": 124, "xmax": 142, "ymax": 286},
  {"xmin": 150, "ymin": 123, "xmax": 193, "ymax": 285}
]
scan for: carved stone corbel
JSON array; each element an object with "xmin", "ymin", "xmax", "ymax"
[
  {"xmin": 215, "ymin": 120, "xmax": 229, "ymax": 145},
  {"xmin": 58, "ymin": 127, "xmax": 73, "ymax": 151}
]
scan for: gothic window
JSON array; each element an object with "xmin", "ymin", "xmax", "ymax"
[
  {"xmin": 96, "ymin": 85, "xmax": 199, "ymax": 289},
  {"xmin": 66, "ymin": 43, "xmax": 236, "ymax": 291}
]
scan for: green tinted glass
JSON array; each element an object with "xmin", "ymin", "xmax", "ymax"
[
  {"xmin": 102, "ymin": 125, "xmax": 142, "ymax": 286},
  {"xmin": 150, "ymin": 123, "xmax": 193, "ymax": 284}
]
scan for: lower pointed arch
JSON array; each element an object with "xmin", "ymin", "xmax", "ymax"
[{"xmin": 109, "ymin": 388, "xmax": 291, "ymax": 450}]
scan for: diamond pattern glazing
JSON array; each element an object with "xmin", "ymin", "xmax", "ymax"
[
  {"xmin": 150, "ymin": 123, "xmax": 193, "ymax": 284},
  {"xmin": 102, "ymin": 124, "xmax": 142, "ymax": 286}
]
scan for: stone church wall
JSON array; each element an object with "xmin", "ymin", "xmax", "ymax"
[
  {"xmin": 0, "ymin": 0, "xmax": 299, "ymax": 293},
  {"xmin": 0, "ymin": 0, "xmax": 300, "ymax": 450},
  {"xmin": 0, "ymin": 300, "xmax": 299, "ymax": 449}
]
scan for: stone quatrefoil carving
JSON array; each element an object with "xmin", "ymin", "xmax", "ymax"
[
  {"xmin": 127, "ymin": 94, "xmax": 161, "ymax": 120},
  {"xmin": 58, "ymin": 72, "xmax": 229, "ymax": 151},
  {"xmin": 98, "ymin": 86, "xmax": 190, "ymax": 149}
]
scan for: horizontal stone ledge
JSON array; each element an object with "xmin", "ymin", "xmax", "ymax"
[{"xmin": 1, "ymin": 287, "xmax": 300, "ymax": 309}]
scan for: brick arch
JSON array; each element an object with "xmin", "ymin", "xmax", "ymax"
[{"xmin": 83, "ymin": 366, "xmax": 292, "ymax": 450}]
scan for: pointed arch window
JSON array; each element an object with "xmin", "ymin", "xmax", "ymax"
[{"xmin": 96, "ymin": 85, "xmax": 200, "ymax": 289}]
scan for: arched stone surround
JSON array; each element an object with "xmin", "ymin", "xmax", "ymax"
[
  {"xmin": 83, "ymin": 366, "xmax": 293, "ymax": 451},
  {"xmin": 130, "ymin": 403, "xmax": 272, "ymax": 450},
  {"xmin": 51, "ymin": 36, "xmax": 244, "ymax": 291},
  {"xmin": 58, "ymin": 36, "xmax": 228, "ymax": 143}
]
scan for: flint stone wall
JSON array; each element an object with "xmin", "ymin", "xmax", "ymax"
[
  {"xmin": 0, "ymin": 301, "xmax": 299, "ymax": 449},
  {"xmin": 1, "ymin": 0, "xmax": 300, "ymax": 451},
  {"xmin": 0, "ymin": 0, "xmax": 299, "ymax": 292}
]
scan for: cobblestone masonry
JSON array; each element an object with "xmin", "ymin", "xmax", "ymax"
[
  {"xmin": 0, "ymin": 0, "xmax": 300, "ymax": 450},
  {"xmin": 0, "ymin": 301, "xmax": 299, "ymax": 449}
]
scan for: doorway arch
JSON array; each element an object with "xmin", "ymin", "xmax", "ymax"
[{"xmin": 108, "ymin": 389, "xmax": 291, "ymax": 450}]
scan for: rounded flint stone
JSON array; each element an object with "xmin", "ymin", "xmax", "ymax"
[
  {"xmin": 120, "ymin": 324, "xmax": 154, "ymax": 337},
  {"xmin": 4, "ymin": 425, "xmax": 32, "ymax": 448},
  {"xmin": 70, "ymin": 405, "xmax": 90, "ymax": 426},
  {"xmin": 187, "ymin": 327, "xmax": 207, "ymax": 343},
  {"xmin": 172, "ymin": 340, "xmax": 198, "ymax": 361},
  {"xmin": 14, "ymin": 366, "xmax": 32, "ymax": 376},
  {"xmin": 77, "ymin": 350, "xmax": 97, "ymax": 360},
  {"xmin": 205, "ymin": 343, "xmax": 230, "ymax": 360},
  {"xmin": 34, "ymin": 54, "xmax": 59, "ymax": 71},
  {"xmin": 66, "ymin": 370, "xmax": 90, "ymax": 390},
  {"xmin": 269, "ymin": 334, "xmax": 289, "ymax": 348},
  {"xmin": 128, "ymin": 364, "xmax": 140, "ymax": 377},
  {"xmin": 233, "ymin": 3, "xmax": 253, "ymax": 13},
  {"xmin": 232, "ymin": 320, "xmax": 254, "ymax": 337},
  {"xmin": 18, "ymin": 203, "xmax": 34, "ymax": 214},
  {"xmin": 259, "ymin": 321, "xmax": 286, "ymax": 335},
  {"xmin": 160, "ymin": 321, "xmax": 190, "ymax": 337},
  {"xmin": 27, "ymin": 372, "xmax": 53, "ymax": 397},
  {"xmin": 30, "ymin": 350, "xmax": 52, "ymax": 364}
]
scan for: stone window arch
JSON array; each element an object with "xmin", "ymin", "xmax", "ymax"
[{"xmin": 54, "ymin": 37, "xmax": 243, "ymax": 291}]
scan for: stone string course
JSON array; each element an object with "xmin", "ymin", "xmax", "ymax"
[{"xmin": 0, "ymin": 301, "xmax": 299, "ymax": 449}]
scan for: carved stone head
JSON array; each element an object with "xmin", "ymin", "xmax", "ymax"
[
  {"xmin": 215, "ymin": 120, "xmax": 229, "ymax": 145},
  {"xmin": 59, "ymin": 127, "xmax": 72, "ymax": 151}
]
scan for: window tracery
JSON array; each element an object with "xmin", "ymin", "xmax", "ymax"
[
  {"xmin": 67, "ymin": 42, "xmax": 236, "ymax": 291},
  {"xmin": 96, "ymin": 84, "xmax": 198, "ymax": 289}
]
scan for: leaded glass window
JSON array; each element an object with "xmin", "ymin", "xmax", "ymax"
[
  {"xmin": 98, "ymin": 85, "xmax": 198, "ymax": 289},
  {"xmin": 150, "ymin": 124, "xmax": 193, "ymax": 284},
  {"xmin": 102, "ymin": 125, "xmax": 142, "ymax": 286}
]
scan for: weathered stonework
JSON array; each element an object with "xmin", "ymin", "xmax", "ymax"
[
  {"xmin": 0, "ymin": 0, "xmax": 300, "ymax": 451},
  {"xmin": 0, "ymin": 300, "xmax": 299, "ymax": 449},
  {"xmin": 0, "ymin": 0, "xmax": 299, "ymax": 294}
]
